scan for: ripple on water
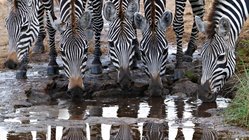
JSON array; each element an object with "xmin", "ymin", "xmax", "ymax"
[{"xmin": 0, "ymin": 96, "xmax": 243, "ymax": 139}]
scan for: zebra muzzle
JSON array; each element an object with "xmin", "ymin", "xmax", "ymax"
[
  {"xmin": 67, "ymin": 86, "xmax": 85, "ymax": 101},
  {"xmin": 67, "ymin": 77, "xmax": 85, "ymax": 100},
  {"xmin": 118, "ymin": 68, "xmax": 134, "ymax": 90},
  {"xmin": 148, "ymin": 75, "xmax": 163, "ymax": 97},
  {"xmin": 4, "ymin": 52, "xmax": 18, "ymax": 69},
  {"xmin": 198, "ymin": 81, "xmax": 217, "ymax": 102}
]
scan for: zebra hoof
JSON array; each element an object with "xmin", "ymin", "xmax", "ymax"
[
  {"xmin": 32, "ymin": 42, "xmax": 45, "ymax": 54},
  {"xmin": 4, "ymin": 59, "xmax": 18, "ymax": 69},
  {"xmin": 91, "ymin": 64, "xmax": 102, "ymax": 74},
  {"xmin": 47, "ymin": 66, "xmax": 59, "ymax": 76},
  {"xmin": 174, "ymin": 69, "xmax": 185, "ymax": 81},
  {"xmin": 16, "ymin": 70, "xmax": 27, "ymax": 79}
]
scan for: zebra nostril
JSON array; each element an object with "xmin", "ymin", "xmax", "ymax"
[
  {"xmin": 66, "ymin": 90, "xmax": 72, "ymax": 98},
  {"xmin": 67, "ymin": 86, "xmax": 85, "ymax": 101},
  {"xmin": 198, "ymin": 82, "xmax": 217, "ymax": 102}
]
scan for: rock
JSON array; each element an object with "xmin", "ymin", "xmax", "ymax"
[
  {"xmin": 26, "ymin": 91, "xmax": 51, "ymax": 105},
  {"xmin": 92, "ymin": 88, "xmax": 123, "ymax": 97},
  {"xmin": 173, "ymin": 68, "xmax": 185, "ymax": 80},
  {"xmin": 174, "ymin": 92, "xmax": 187, "ymax": 98},
  {"xmin": 171, "ymin": 78, "xmax": 198, "ymax": 98},
  {"xmin": 165, "ymin": 63, "xmax": 175, "ymax": 75}
]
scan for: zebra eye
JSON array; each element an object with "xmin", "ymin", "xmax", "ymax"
[
  {"xmin": 109, "ymin": 41, "xmax": 114, "ymax": 48},
  {"xmin": 132, "ymin": 39, "xmax": 138, "ymax": 46},
  {"xmin": 217, "ymin": 54, "xmax": 226, "ymax": 61},
  {"xmin": 85, "ymin": 47, "xmax": 88, "ymax": 54},
  {"xmin": 140, "ymin": 49, "xmax": 146, "ymax": 56},
  {"xmin": 162, "ymin": 49, "xmax": 167, "ymax": 55},
  {"xmin": 60, "ymin": 50, "xmax": 65, "ymax": 56}
]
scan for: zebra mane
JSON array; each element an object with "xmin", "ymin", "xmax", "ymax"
[
  {"xmin": 13, "ymin": 0, "xmax": 18, "ymax": 12},
  {"xmin": 118, "ymin": 0, "xmax": 124, "ymax": 20},
  {"xmin": 71, "ymin": 0, "xmax": 77, "ymax": 34},
  {"xmin": 206, "ymin": 0, "xmax": 220, "ymax": 38},
  {"xmin": 144, "ymin": 0, "xmax": 166, "ymax": 31},
  {"xmin": 151, "ymin": 0, "xmax": 156, "ymax": 31},
  {"xmin": 117, "ymin": 0, "xmax": 131, "ymax": 20}
]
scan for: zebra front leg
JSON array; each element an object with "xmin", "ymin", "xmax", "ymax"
[
  {"xmin": 131, "ymin": 21, "xmax": 141, "ymax": 70},
  {"xmin": 173, "ymin": 0, "xmax": 186, "ymax": 67},
  {"xmin": 173, "ymin": 0, "xmax": 187, "ymax": 80},
  {"xmin": 46, "ymin": 11, "xmax": 59, "ymax": 76},
  {"xmin": 33, "ymin": 4, "xmax": 46, "ymax": 54},
  {"xmin": 90, "ymin": 0, "xmax": 104, "ymax": 74},
  {"xmin": 16, "ymin": 54, "xmax": 29, "ymax": 79},
  {"xmin": 185, "ymin": 0, "xmax": 205, "ymax": 58},
  {"xmin": 91, "ymin": 31, "xmax": 102, "ymax": 74},
  {"xmin": 16, "ymin": 40, "xmax": 30, "ymax": 79}
]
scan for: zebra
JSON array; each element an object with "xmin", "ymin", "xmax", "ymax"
[
  {"xmin": 48, "ymin": 0, "xmax": 100, "ymax": 98},
  {"xmin": 4, "ymin": 0, "xmax": 46, "ymax": 69},
  {"xmin": 62, "ymin": 127, "xmax": 87, "ymax": 140},
  {"xmin": 142, "ymin": 122, "xmax": 168, "ymax": 140},
  {"xmin": 87, "ymin": 0, "xmax": 104, "ymax": 75},
  {"xmin": 134, "ymin": 0, "xmax": 173, "ymax": 96},
  {"xmin": 110, "ymin": 124, "xmax": 134, "ymax": 140},
  {"xmin": 103, "ymin": 0, "xmax": 139, "ymax": 89},
  {"xmin": 5, "ymin": 0, "xmax": 58, "ymax": 78},
  {"xmin": 173, "ymin": 0, "xmax": 205, "ymax": 67},
  {"xmin": 196, "ymin": 0, "xmax": 249, "ymax": 102}
]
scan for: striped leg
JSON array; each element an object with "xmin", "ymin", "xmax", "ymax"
[
  {"xmin": 90, "ymin": 0, "xmax": 104, "ymax": 74},
  {"xmin": 131, "ymin": 22, "xmax": 141, "ymax": 70},
  {"xmin": 33, "ymin": 3, "xmax": 46, "ymax": 54},
  {"xmin": 16, "ymin": 0, "xmax": 41, "ymax": 79},
  {"xmin": 185, "ymin": 0, "xmax": 205, "ymax": 57},
  {"xmin": 173, "ymin": 0, "xmax": 187, "ymax": 67},
  {"xmin": 44, "ymin": 0, "xmax": 59, "ymax": 75},
  {"xmin": 16, "ymin": 24, "xmax": 36, "ymax": 79}
]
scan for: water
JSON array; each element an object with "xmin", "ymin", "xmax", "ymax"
[
  {"xmin": 0, "ymin": 95, "xmax": 233, "ymax": 140},
  {"xmin": 0, "ymin": 61, "xmax": 247, "ymax": 140}
]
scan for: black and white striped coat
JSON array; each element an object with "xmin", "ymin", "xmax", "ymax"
[{"xmin": 196, "ymin": 0, "xmax": 249, "ymax": 102}]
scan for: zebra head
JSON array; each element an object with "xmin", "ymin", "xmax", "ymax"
[
  {"xmin": 4, "ymin": 0, "xmax": 36, "ymax": 69},
  {"xmin": 195, "ymin": 16, "xmax": 234, "ymax": 102},
  {"xmin": 134, "ymin": 11, "xmax": 173, "ymax": 97},
  {"xmin": 103, "ymin": 0, "xmax": 139, "ymax": 89},
  {"xmin": 49, "ymin": 11, "xmax": 93, "ymax": 99}
]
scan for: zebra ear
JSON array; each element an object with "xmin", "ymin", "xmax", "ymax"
[
  {"xmin": 125, "ymin": 0, "xmax": 139, "ymax": 20},
  {"xmin": 195, "ymin": 16, "xmax": 207, "ymax": 33},
  {"xmin": 217, "ymin": 17, "xmax": 231, "ymax": 37},
  {"xmin": 85, "ymin": 29, "xmax": 94, "ymax": 41},
  {"xmin": 79, "ymin": 11, "xmax": 92, "ymax": 29},
  {"xmin": 158, "ymin": 10, "xmax": 173, "ymax": 31},
  {"xmin": 134, "ymin": 12, "xmax": 149, "ymax": 32},
  {"xmin": 48, "ymin": 11, "xmax": 66, "ymax": 32},
  {"xmin": 103, "ymin": 1, "xmax": 117, "ymax": 22}
]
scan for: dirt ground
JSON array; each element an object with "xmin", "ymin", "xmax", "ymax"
[{"xmin": 0, "ymin": 0, "xmax": 249, "ymax": 70}]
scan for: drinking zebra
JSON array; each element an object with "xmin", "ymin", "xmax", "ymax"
[
  {"xmin": 48, "ymin": 0, "xmax": 96, "ymax": 98},
  {"xmin": 5, "ymin": 0, "xmax": 57, "ymax": 71},
  {"xmin": 196, "ymin": 0, "xmax": 249, "ymax": 102},
  {"xmin": 103, "ymin": 0, "xmax": 139, "ymax": 89},
  {"xmin": 134, "ymin": 0, "xmax": 173, "ymax": 96}
]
